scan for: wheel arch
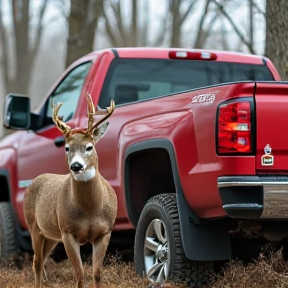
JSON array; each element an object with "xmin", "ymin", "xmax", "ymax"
[
  {"xmin": 124, "ymin": 139, "xmax": 182, "ymax": 226},
  {"xmin": 0, "ymin": 169, "xmax": 11, "ymax": 202},
  {"xmin": 0, "ymin": 168, "xmax": 31, "ymax": 251},
  {"xmin": 124, "ymin": 139, "xmax": 232, "ymax": 261}
]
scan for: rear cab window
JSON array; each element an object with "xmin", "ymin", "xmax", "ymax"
[{"xmin": 98, "ymin": 59, "xmax": 274, "ymax": 107}]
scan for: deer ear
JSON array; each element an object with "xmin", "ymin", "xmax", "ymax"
[{"xmin": 92, "ymin": 122, "xmax": 109, "ymax": 143}]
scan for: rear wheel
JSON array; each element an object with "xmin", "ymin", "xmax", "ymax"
[
  {"xmin": 134, "ymin": 194, "xmax": 213, "ymax": 286},
  {"xmin": 0, "ymin": 202, "xmax": 18, "ymax": 258}
]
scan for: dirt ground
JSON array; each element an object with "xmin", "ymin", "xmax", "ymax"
[{"xmin": 1, "ymin": 249, "xmax": 288, "ymax": 288}]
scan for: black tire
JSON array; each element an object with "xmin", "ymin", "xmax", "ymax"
[
  {"xmin": 134, "ymin": 194, "xmax": 213, "ymax": 286},
  {"xmin": 0, "ymin": 202, "xmax": 18, "ymax": 258}
]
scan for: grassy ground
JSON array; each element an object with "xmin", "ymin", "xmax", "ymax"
[{"xmin": 1, "ymin": 250, "xmax": 288, "ymax": 288}]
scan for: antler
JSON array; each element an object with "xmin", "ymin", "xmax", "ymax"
[
  {"xmin": 86, "ymin": 94, "xmax": 115, "ymax": 136},
  {"xmin": 52, "ymin": 102, "xmax": 71, "ymax": 136}
]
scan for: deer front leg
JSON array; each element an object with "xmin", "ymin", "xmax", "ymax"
[
  {"xmin": 92, "ymin": 232, "xmax": 111, "ymax": 288},
  {"xmin": 62, "ymin": 233, "xmax": 84, "ymax": 288}
]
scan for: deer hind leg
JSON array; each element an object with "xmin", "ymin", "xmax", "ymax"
[
  {"xmin": 42, "ymin": 239, "xmax": 58, "ymax": 282},
  {"xmin": 31, "ymin": 229, "xmax": 45, "ymax": 288},
  {"xmin": 92, "ymin": 232, "xmax": 111, "ymax": 288},
  {"xmin": 62, "ymin": 233, "xmax": 84, "ymax": 288}
]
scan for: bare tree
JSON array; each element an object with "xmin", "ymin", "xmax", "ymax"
[
  {"xmin": 0, "ymin": 0, "xmax": 48, "ymax": 96},
  {"xmin": 66, "ymin": 0, "xmax": 104, "ymax": 67},
  {"xmin": 265, "ymin": 0, "xmax": 288, "ymax": 80},
  {"xmin": 249, "ymin": 0, "xmax": 254, "ymax": 50},
  {"xmin": 192, "ymin": 0, "xmax": 221, "ymax": 49},
  {"xmin": 250, "ymin": 0, "xmax": 265, "ymax": 16},
  {"xmin": 168, "ymin": 0, "xmax": 198, "ymax": 47},
  {"xmin": 103, "ymin": 0, "xmax": 166, "ymax": 47},
  {"xmin": 209, "ymin": 0, "xmax": 256, "ymax": 54}
]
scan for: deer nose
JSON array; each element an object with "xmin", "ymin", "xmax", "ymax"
[{"xmin": 70, "ymin": 162, "xmax": 84, "ymax": 172}]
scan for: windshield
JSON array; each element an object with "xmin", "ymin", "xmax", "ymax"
[{"xmin": 98, "ymin": 59, "xmax": 274, "ymax": 107}]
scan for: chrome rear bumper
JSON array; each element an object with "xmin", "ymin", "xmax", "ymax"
[{"xmin": 218, "ymin": 176, "xmax": 288, "ymax": 219}]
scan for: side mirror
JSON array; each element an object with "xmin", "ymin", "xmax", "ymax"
[{"xmin": 4, "ymin": 94, "xmax": 31, "ymax": 130}]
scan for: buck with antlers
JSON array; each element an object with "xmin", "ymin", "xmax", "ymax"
[{"xmin": 23, "ymin": 95, "xmax": 117, "ymax": 288}]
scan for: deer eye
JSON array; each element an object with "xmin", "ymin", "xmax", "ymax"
[
  {"xmin": 86, "ymin": 145, "xmax": 93, "ymax": 152},
  {"xmin": 65, "ymin": 146, "xmax": 70, "ymax": 152}
]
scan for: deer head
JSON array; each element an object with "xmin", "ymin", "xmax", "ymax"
[{"xmin": 52, "ymin": 94, "xmax": 115, "ymax": 181}]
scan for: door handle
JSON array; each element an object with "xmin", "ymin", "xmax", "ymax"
[{"xmin": 54, "ymin": 136, "xmax": 65, "ymax": 147}]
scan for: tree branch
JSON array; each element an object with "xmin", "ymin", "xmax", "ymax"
[
  {"xmin": 210, "ymin": 0, "xmax": 255, "ymax": 54},
  {"xmin": 103, "ymin": 2, "xmax": 123, "ymax": 46},
  {"xmin": 31, "ymin": 0, "xmax": 48, "ymax": 58},
  {"xmin": 250, "ymin": 0, "xmax": 265, "ymax": 16},
  {"xmin": 202, "ymin": 9, "xmax": 220, "ymax": 47},
  {"xmin": 180, "ymin": 0, "xmax": 198, "ymax": 25},
  {"xmin": 140, "ymin": 0, "xmax": 149, "ymax": 46},
  {"xmin": 152, "ymin": 15, "xmax": 168, "ymax": 47},
  {"xmin": 110, "ymin": 1, "xmax": 127, "ymax": 45},
  {"xmin": 193, "ymin": 0, "xmax": 210, "ymax": 48},
  {"xmin": 130, "ymin": 0, "xmax": 137, "ymax": 46}
]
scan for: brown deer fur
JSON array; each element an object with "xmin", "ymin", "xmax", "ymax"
[{"xmin": 23, "ymin": 95, "xmax": 117, "ymax": 288}]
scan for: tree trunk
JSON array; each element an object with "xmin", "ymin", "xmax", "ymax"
[
  {"xmin": 249, "ymin": 0, "xmax": 254, "ymax": 50},
  {"xmin": 210, "ymin": 0, "xmax": 255, "ymax": 54},
  {"xmin": 12, "ymin": 0, "xmax": 31, "ymax": 94},
  {"xmin": 169, "ymin": 0, "xmax": 198, "ymax": 47},
  {"xmin": 170, "ymin": 0, "xmax": 181, "ymax": 47},
  {"xmin": 0, "ymin": 0, "xmax": 47, "ymax": 96},
  {"xmin": 65, "ymin": 0, "xmax": 103, "ymax": 67},
  {"xmin": 193, "ymin": 0, "xmax": 211, "ymax": 49},
  {"xmin": 130, "ymin": 0, "xmax": 138, "ymax": 46},
  {"xmin": 265, "ymin": 0, "xmax": 288, "ymax": 80}
]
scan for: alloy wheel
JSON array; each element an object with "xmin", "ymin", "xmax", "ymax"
[{"xmin": 143, "ymin": 219, "xmax": 169, "ymax": 283}]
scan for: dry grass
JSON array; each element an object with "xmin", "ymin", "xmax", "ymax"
[
  {"xmin": 0, "ymin": 253, "xmax": 150, "ymax": 288},
  {"xmin": 210, "ymin": 249, "xmax": 288, "ymax": 288},
  {"xmin": 1, "ymin": 250, "xmax": 288, "ymax": 288}
]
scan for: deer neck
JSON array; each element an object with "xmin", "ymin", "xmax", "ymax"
[{"xmin": 70, "ymin": 168, "xmax": 104, "ymax": 211}]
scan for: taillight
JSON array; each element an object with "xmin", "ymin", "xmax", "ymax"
[
  {"xmin": 169, "ymin": 51, "xmax": 217, "ymax": 61},
  {"xmin": 217, "ymin": 99, "xmax": 253, "ymax": 154}
]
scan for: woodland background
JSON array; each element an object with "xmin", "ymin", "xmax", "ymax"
[{"xmin": 0, "ymin": 0, "xmax": 286, "ymax": 137}]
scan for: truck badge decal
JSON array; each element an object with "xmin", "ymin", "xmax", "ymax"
[
  {"xmin": 18, "ymin": 180, "xmax": 33, "ymax": 188},
  {"xmin": 191, "ymin": 93, "xmax": 215, "ymax": 105},
  {"xmin": 261, "ymin": 144, "xmax": 274, "ymax": 166}
]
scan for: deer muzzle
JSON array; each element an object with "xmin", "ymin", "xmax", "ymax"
[{"xmin": 70, "ymin": 161, "xmax": 84, "ymax": 173}]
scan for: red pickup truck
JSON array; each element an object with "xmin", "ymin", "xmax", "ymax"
[{"xmin": 0, "ymin": 48, "xmax": 285, "ymax": 286}]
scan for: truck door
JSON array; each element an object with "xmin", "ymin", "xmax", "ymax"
[{"xmin": 16, "ymin": 61, "xmax": 93, "ymax": 227}]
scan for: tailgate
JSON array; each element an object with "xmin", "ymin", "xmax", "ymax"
[{"xmin": 255, "ymin": 82, "xmax": 288, "ymax": 172}]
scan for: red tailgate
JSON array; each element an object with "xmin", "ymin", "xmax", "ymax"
[{"xmin": 255, "ymin": 82, "xmax": 288, "ymax": 172}]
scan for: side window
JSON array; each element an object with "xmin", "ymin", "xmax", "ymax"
[{"xmin": 46, "ymin": 62, "xmax": 92, "ymax": 122}]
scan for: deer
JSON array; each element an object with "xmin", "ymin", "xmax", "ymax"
[{"xmin": 23, "ymin": 94, "xmax": 118, "ymax": 288}]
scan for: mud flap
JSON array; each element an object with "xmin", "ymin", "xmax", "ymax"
[{"xmin": 177, "ymin": 192, "xmax": 231, "ymax": 261}]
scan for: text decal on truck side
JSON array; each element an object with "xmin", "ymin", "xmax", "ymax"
[{"xmin": 191, "ymin": 92, "xmax": 217, "ymax": 105}]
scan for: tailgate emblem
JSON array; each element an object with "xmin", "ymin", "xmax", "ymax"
[{"xmin": 261, "ymin": 144, "xmax": 274, "ymax": 166}]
